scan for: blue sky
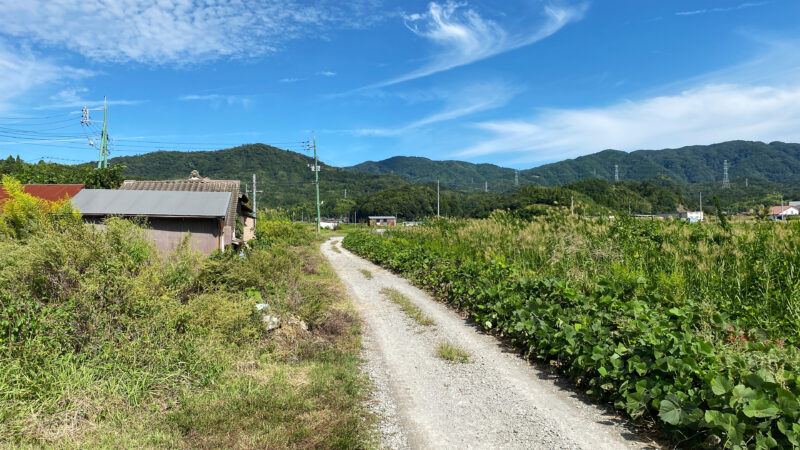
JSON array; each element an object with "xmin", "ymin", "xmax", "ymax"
[{"xmin": 1, "ymin": 0, "xmax": 799, "ymax": 168}]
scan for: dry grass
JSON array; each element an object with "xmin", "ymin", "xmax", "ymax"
[
  {"xmin": 436, "ymin": 341, "xmax": 471, "ymax": 363},
  {"xmin": 358, "ymin": 269, "xmax": 373, "ymax": 280},
  {"xmin": 380, "ymin": 288, "xmax": 434, "ymax": 326}
]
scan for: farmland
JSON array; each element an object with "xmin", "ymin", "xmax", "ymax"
[{"xmin": 343, "ymin": 213, "xmax": 800, "ymax": 447}]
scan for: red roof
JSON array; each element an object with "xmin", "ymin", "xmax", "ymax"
[{"xmin": 0, "ymin": 184, "xmax": 84, "ymax": 206}]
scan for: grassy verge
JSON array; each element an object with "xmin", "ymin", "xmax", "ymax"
[
  {"xmin": 0, "ymin": 185, "xmax": 372, "ymax": 448},
  {"xmin": 436, "ymin": 341, "xmax": 470, "ymax": 364},
  {"xmin": 380, "ymin": 288, "xmax": 434, "ymax": 327},
  {"xmin": 359, "ymin": 269, "xmax": 373, "ymax": 280}
]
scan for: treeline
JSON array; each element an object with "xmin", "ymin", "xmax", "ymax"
[{"xmin": 0, "ymin": 156, "xmax": 124, "ymax": 189}]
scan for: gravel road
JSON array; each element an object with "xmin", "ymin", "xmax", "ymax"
[{"xmin": 322, "ymin": 237, "xmax": 657, "ymax": 450}]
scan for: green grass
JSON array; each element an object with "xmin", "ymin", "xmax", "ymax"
[
  {"xmin": 330, "ymin": 243, "xmax": 342, "ymax": 253},
  {"xmin": 380, "ymin": 288, "xmax": 434, "ymax": 326},
  {"xmin": 435, "ymin": 341, "xmax": 471, "ymax": 364},
  {"xmin": 359, "ymin": 269, "xmax": 373, "ymax": 279}
]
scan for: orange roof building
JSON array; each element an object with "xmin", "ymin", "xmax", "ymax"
[{"xmin": 0, "ymin": 184, "xmax": 84, "ymax": 206}]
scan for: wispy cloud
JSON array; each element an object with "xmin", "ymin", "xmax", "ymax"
[
  {"xmin": 318, "ymin": 71, "xmax": 337, "ymax": 77},
  {"xmin": 356, "ymin": 80, "xmax": 521, "ymax": 136},
  {"xmin": 31, "ymin": 87, "xmax": 144, "ymax": 110},
  {"xmin": 179, "ymin": 94, "xmax": 250, "ymax": 107},
  {"xmin": 0, "ymin": 42, "xmax": 93, "ymax": 112},
  {"xmin": 676, "ymin": 2, "xmax": 769, "ymax": 16},
  {"xmin": 367, "ymin": 1, "xmax": 587, "ymax": 88},
  {"xmin": 458, "ymin": 83, "xmax": 800, "ymax": 164},
  {"xmin": 0, "ymin": 1, "xmax": 387, "ymax": 65}
]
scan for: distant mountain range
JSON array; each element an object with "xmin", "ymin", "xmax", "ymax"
[
  {"xmin": 106, "ymin": 140, "xmax": 800, "ymax": 210},
  {"xmin": 346, "ymin": 141, "xmax": 800, "ymax": 189}
]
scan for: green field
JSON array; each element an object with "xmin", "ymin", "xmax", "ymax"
[
  {"xmin": 343, "ymin": 213, "xmax": 800, "ymax": 448},
  {"xmin": 0, "ymin": 177, "xmax": 372, "ymax": 448}
]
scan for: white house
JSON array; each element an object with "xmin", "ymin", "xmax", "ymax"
[
  {"xmin": 679, "ymin": 211, "xmax": 704, "ymax": 223},
  {"xmin": 770, "ymin": 206, "xmax": 800, "ymax": 220}
]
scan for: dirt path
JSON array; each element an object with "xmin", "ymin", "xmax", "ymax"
[{"xmin": 322, "ymin": 237, "xmax": 656, "ymax": 450}]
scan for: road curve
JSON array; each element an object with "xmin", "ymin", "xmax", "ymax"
[{"xmin": 322, "ymin": 237, "xmax": 657, "ymax": 450}]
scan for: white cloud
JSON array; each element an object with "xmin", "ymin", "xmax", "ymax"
[
  {"xmin": 676, "ymin": 2, "xmax": 768, "ymax": 16},
  {"xmin": 319, "ymin": 71, "xmax": 337, "ymax": 77},
  {"xmin": 0, "ymin": 43, "xmax": 93, "ymax": 112},
  {"xmin": 179, "ymin": 94, "xmax": 250, "ymax": 107},
  {"xmin": 356, "ymin": 80, "xmax": 521, "ymax": 135},
  {"xmin": 0, "ymin": 1, "xmax": 387, "ymax": 65},
  {"xmin": 459, "ymin": 83, "xmax": 800, "ymax": 164},
  {"xmin": 368, "ymin": 1, "xmax": 586, "ymax": 88}
]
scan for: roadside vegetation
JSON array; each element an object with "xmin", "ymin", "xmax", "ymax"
[
  {"xmin": 345, "ymin": 212, "xmax": 800, "ymax": 448},
  {"xmin": 380, "ymin": 288, "xmax": 434, "ymax": 327},
  {"xmin": 436, "ymin": 342, "xmax": 470, "ymax": 364},
  {"xmin": 0, "ymin": 177, "xmax": 371, "ymax": 448}
]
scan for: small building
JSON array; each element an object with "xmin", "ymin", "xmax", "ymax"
[
  {"xmin": 770, "ymin": 206, "xmax": 800, "ymax": 221},
  {"xmin": 368, "ymin": 216, "xmax": 396, "ymax": 227},
  {"xmin": 119, "ymin": 171, "xmax": 253, "ymax": 244},
  {"xmin": 0, "ymin": 184, "xmax": 84, "ymax": 207},
  {"xmin": 679, "ymin": 211, "xmax": 704, "ymax": 223},
  {"xmin": 72, "ymin": 189, "xmax": 231, "ymax": 254}
]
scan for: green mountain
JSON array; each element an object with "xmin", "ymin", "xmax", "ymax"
[
  {"xmin": 344, "ymin": 156, "xmax": 537, "ymax": 192},
  {"xmin": 526, "ymin": 141, "xmax": 800, "ymax": 185},
  {"xmin": 108, "ymin": 144, "xmax": 409, "ymax": 211}
]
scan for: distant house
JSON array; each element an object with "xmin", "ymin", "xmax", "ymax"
[
  {"xmin": 119, "ymin": 171, "xmax": 253, "ymax": 244},
  {"xmin": 770, "ymin": 205, "xmax": 800, "ymax": 221},
  {"xmin": 369, "ymin": 216, "xmax": 396, "ymax": 227},
  {"xmin": 679, "ymin": 211, "xmax": 704, "ymax": 223},
  {"xmin": 72, "ymin": 189, "xmax": 231, "ymax": 254},
  {"xmin": 0, "ymin": 184, "xmax": 84, "ymax": 207}
]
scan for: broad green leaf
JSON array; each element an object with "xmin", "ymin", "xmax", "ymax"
[
  {"xmin": 742, "ymin": 398, "xmax": 780, "ymax": 418},
  {"xmin": 711, "ymin": 376, "xmax": 734, "ymax": 395},
  {"xmin": 659, "ymin": 394, "xmax": 686, "ymax": 425}
]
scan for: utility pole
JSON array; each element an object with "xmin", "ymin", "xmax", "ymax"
[
  {"xmin": 485, "ymin": 181, "xmax": 488, "ymax": 192},
  {"xmin": 344, "ymin": 188, "xmax": 347, "ymax": 199},
  {"xmin": 252, "ymin": 174, "xmax": 262, "ymax": 231},
  {"xmin": 437, "ymin": 179, "xmax": 440, "ymax": 217},
  {"xmin": 515, "ymin": 170, "xmax": 519, "ymax": 187},
  {"xmin": 614, "ymin": 165, "xmax": 619, "ymax": 182},
  {"xmin": 723, "ymin": 160, "xmax": 730, "ymax": 189},
  {"xmin": 307, "ymin": 134, "xmax": 321, "ymax": 233},
  {"xmin": 570, "ymin": 196, "xmax": 574, "ymax": 216},
  {"xmin": 81, "ymin": 96, "xmax": 109, "ymax": 169}
]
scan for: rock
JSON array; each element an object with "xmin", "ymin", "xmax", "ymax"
[{"xmin": 262, "ymin": 314, "xmax": 280, "ymax": 330}]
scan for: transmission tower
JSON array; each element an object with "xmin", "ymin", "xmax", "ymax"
[
  {"xmin": 80, "ymin": 96, "xmax": 109, "ymax": 169},
  {"xmin": 722, "ymin": 160, "xmax": 730, "ymax": 189},
  {"xmin": 614, "ymin": 165, "xmax": 619, "ymax": 182}
]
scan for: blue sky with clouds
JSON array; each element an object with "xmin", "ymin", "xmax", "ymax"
[{"xmin": 1, "ymin": 0, "xmax": 799, "ymax": 168}]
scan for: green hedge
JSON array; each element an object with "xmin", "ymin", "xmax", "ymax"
[{"xmin": 343, "ymin": 230, "xmax": 800, "ymax": 448}]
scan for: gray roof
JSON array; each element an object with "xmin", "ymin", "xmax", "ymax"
[
  {"xmin": 368, "ymin": 216, "xmax": 396, "ymax": 219},
  {"xmin": 71, "ymin": 189, "xmax": 230, "ymax": 218}
]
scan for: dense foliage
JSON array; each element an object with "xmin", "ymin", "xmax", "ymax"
[
  {"xmin": 0, "ymin": 156, "xmax": 124, "ymax": 188},
  {"xmin": 0, "ymin": 178, "xmax": 369, "ymax": 447},
  {"xmin": 344, "ymin": 216, "xmax": 800, "ymax": 447}
]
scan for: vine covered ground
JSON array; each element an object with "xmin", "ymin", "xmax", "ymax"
[{"xmin": 343, "ymin": 213, "xmax": 800, "ymax": 448}]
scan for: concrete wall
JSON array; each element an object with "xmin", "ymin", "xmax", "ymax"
[{"xmin": 243, "ymin": 217, "xmax": 256, "ymax": 241}]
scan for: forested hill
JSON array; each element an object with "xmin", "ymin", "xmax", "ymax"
[
  {"xmin": 108, "ymin": 143, "xmax": 408, "ymax": 209},
  {"xmin": 344, "ymin": 156, "xmax": 533, "ymax": 192},
  {"xmin": 344, "ymin": 141, "xmax": 800, "ymax": 187},
  {"xmin": 525, "ymin": 141, "xmax": 800, "ymax": 185}
]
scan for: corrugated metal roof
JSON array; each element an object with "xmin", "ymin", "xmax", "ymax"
[
  {"xmin": 120, "ymin": 175, "xmax": 242, "ymax": 228},
  {"xmin": 0, "ymin": 184, "xmax": 84, "ymax": 205},
  {"xmin": 368, "ymin": 216, "xmax": 396, "ymax": 219},
  {"xmin": 71, "ymin": 189, "xmax": 230, "ymax": 218}
]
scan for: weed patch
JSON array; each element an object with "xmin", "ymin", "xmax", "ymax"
[
  {"xmin": 359, "ymin": 269, "xmax": 373, "ymax": 280},
  {"xmin": 436, "ymin": 341, "xmax": 470, "ymax": 363},
  {"xmin": 380, "ymin": 288, "xmax": 434, "ymax": 326}
]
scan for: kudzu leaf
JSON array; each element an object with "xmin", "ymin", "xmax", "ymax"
[
  {"xmin": 711, "ymin": 376, "xmax": 734, "ymax": 395},
  {"xmin": 742, "ymin": 398, "xmax": 780, "ymax": 418},
  {"xmin": 659, "ymin": 394, "xmax": 686, "ymax": 425}
]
